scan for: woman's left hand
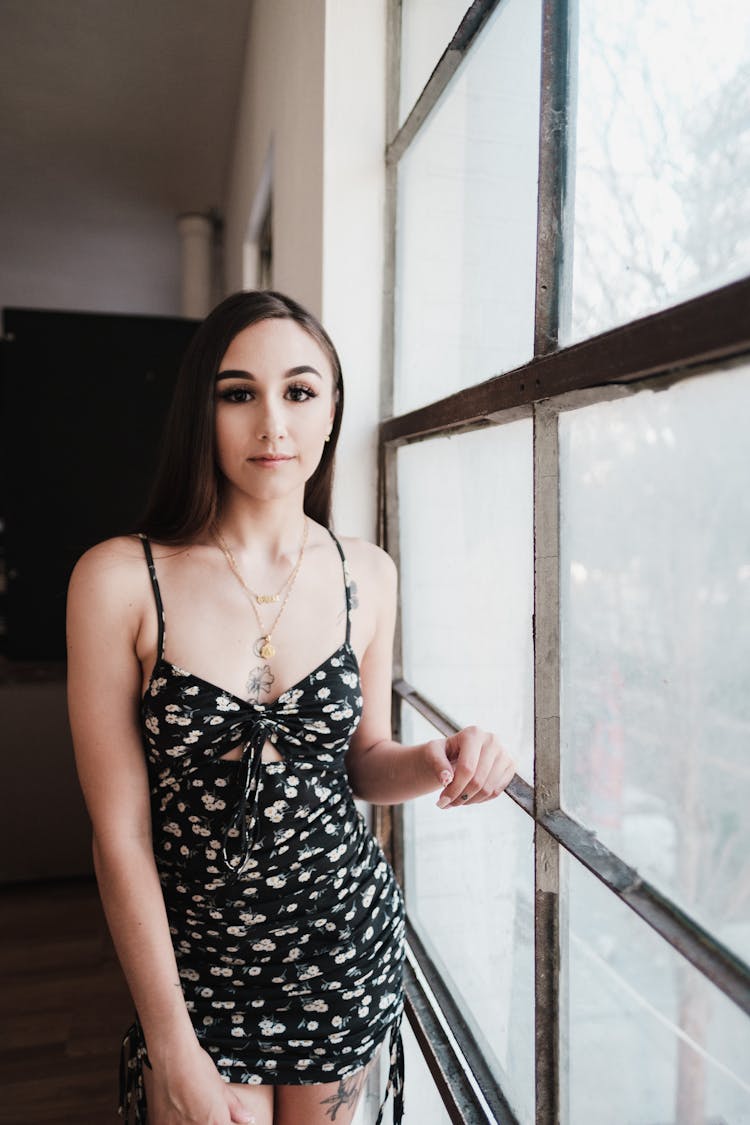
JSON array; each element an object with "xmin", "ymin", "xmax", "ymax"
[{"xmin": 423, "ymin": 727, "xmax": 516, "ymax": 808}]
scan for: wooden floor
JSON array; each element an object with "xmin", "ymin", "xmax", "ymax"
[{"xmin": 0, "ymin": 878, "xmax": 132, "ymax": 1124}]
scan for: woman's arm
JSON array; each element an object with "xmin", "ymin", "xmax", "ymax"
[
  {"xmin": 345, "ymin": 545, "xmax": 516, "ymax": 807},
  {"xmin": 67, "ymin": 539, "xmax": 251, "ymax": 1125}
]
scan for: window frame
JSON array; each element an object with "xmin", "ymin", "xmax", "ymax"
[{"xmin": 377, "ymin": 2, "xmax": 750, "ymax": 1122}]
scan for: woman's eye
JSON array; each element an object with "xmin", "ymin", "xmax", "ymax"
[
  {"xmin": 217, "ymin": 384, "xmax": 316, "ymax": 405},
  {"xmin": 287, "ymin": 384, "xmax": 317, "ymax": 402},
  {"xmin": 219, "ymin": 387, "xmax": 254, "ymax": 403}
]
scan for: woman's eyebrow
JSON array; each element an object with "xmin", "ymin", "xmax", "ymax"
[
  {"xmin": 288, "ymin": 365, "xmax": 323, "ymax": 380},
  {"xmin": 216, "ymin": 365, "xmax": 323, "ymax": 382}
]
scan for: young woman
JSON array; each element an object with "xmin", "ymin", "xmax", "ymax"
[{"xmin": 67, "ymin": 290, "xmax": 515, "ymax": 1125}]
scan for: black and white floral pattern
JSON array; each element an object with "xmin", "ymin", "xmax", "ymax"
[{"xmin": 120, "ymin": 533, "xmax": 405, "ymax": 1120}]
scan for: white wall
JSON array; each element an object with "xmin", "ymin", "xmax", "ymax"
[
  {"xmin": 0, "ymin": 200, "xmax": 181, "ymax": 317},
  {"xmin": 322, "ymin": 0, "xmax": 387, "ymax": 543},
  {"xmin": 0, "ymin": 0, "xmax": 250, "ymax": 319},
  {"xmin": 223, "ymin": 0, "xmax": 326, "ymax": 315},
  {"xmin": 224, "ymin": 0, "xmax": 387, "ymax": 542}
]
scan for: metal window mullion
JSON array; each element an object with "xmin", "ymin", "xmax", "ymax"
[
  {"xmin": 533, "ymin": 402, "xmax": 562, "ymax": 1125},
  {"xmin": 532, "ymin": 17, "xmax": 570, "ymax": 1038},
  {"xmin": 383, "ymin": 444, "xmax": 407, "ymax": 890},
  {"xmin": 534, "ymin": 0, "xmax": 572, "ymax": 356},
  {"xmin": 375, "ymin": 0, "xmax": 403, "ymax": 882},
  {"xmin": 381, "ymin": 0, "xmax": 401, "ymax": 425}
]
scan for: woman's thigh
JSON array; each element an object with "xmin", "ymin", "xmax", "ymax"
[
  {"xmin": 273, "ymin": 1068, "xmax": 370, "ymax": 1125},
  {"xmin": 229, "ymin": 1081, "xmax": 275, "ymax": 1124}
]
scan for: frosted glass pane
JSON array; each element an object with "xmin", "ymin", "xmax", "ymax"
[
  {"xmin": 395, "ymin": 0, "xmax": 541, "ymax": 414},
  {"xmin": 399, "ymin": 0, "xmax": 471, "ymax": 124},
  {"xmin": 564, "ymin": 855, "xmax": 750, "ymax": 1124},
  {"xmin": 398, "ymin": 421, "xmax": 534, "ymax": 781},
  {"xmin": 560, "ymin": 363, "xmax": 750, "ymax": 967},
  {"xmin": 566, "ymin": 0, "xmax": 750, "ymax": 344},
  {"xmin": 402, "ymin": 707, "xmax": 535, "ymax": 1123}
]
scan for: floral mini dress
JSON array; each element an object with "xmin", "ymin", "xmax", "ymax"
[{"xmin": 119, "ymin": 531, "xmax": 405, "ymax": 1123}]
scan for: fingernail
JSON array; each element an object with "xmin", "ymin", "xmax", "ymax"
[
  {"xmin": 439, "ymin": 770, "xmax": 453, "ymax": 785},
  {"xmin": 436, "ymin": 795, "xmax": 451, "ymax": 809}
]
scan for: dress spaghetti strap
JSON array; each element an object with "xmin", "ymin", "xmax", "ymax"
[
  {"xmin": 137, "ymin": 533, "xmax": 166, "ymax": 662},
  {"xmin": 326, "ymin": 528, "xmax": 353, "ymax": 646}
]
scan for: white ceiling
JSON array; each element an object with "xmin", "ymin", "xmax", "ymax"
[{"xmin": 0, "ymin": 0, "xmax": 250, "ymax": 228}]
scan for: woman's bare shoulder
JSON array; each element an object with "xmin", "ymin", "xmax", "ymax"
[
  {"xmin": 339, "ymin": 536, "xmax": 397, "ymax": 589},
  {"xmin": 71, "ymin": 532, "xmax": 146, "ymax": 570},
  {"xmin": 68, "ymin": 534, "xmax": 148, "ymax": 603}
]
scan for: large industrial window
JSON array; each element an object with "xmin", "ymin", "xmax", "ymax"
[{"xmin": 378, "ymin": 2, "xmax": 750, "ymax": 1123}]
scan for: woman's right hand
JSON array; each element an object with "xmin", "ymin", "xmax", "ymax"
[{"xmin": 148, "ymin": 1042, "xmax": 255, "ymax": 1125}]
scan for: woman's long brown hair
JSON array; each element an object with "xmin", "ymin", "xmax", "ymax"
[{"xmin": 137, "ymin": 290, "xmax": 344, "ymax": 544}]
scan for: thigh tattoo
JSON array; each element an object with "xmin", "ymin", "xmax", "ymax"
[{"xmin": 319, "ymin": 1071, "xmax": 365, "ymax": 1121}]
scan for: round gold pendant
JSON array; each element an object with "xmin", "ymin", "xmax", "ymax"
[{"xmin": 259, "ymin": 640, "xmax": 275, "ymax": 660}]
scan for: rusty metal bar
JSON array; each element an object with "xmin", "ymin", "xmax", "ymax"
[
  {"xmin": 387, "ymin": 0, "xmax": 504, "ymax": 167},
  {"xmin": 380, "ymin": 276, "xmax": 750, "ymax": 446}
]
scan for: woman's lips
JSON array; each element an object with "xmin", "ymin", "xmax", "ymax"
[{"xmin": 248, "ymin": 454, "xmax": 293, "ymax": 468}]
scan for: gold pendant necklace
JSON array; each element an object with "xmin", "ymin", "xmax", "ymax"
[{"xmin": 215, "ymin": 520, "xmax": 309, "ymax": 660}]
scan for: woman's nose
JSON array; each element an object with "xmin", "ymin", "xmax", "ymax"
[{"xmin": 256, "ymin": 398, "xmax": 287, "ymax": 441}]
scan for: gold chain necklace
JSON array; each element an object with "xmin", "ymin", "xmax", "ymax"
[
  {"xmin": 215, "ymin": 520, "xmax": 309, "ymax": 660},
  {"xmin": 215, "ymin": 530, "xmax": 298, "ymax": 605}
]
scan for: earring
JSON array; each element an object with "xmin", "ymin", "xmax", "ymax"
[{"xmin": 324, "ymin": 433, "xmax": 331, "ymax": 443}]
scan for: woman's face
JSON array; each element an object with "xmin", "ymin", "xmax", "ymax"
[{"xmin": 214, "ymin": 317, "xmax": 337, "ymax": 506}]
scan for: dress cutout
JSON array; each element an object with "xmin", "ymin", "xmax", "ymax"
[{"xmin": 119, "ymin": 531, "xmax": 405, "ymax": 1123}]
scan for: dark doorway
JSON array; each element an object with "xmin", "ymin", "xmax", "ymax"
[{"xmin": 1, "ymin": 308, "xmax": 198, "ymax": 660}]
